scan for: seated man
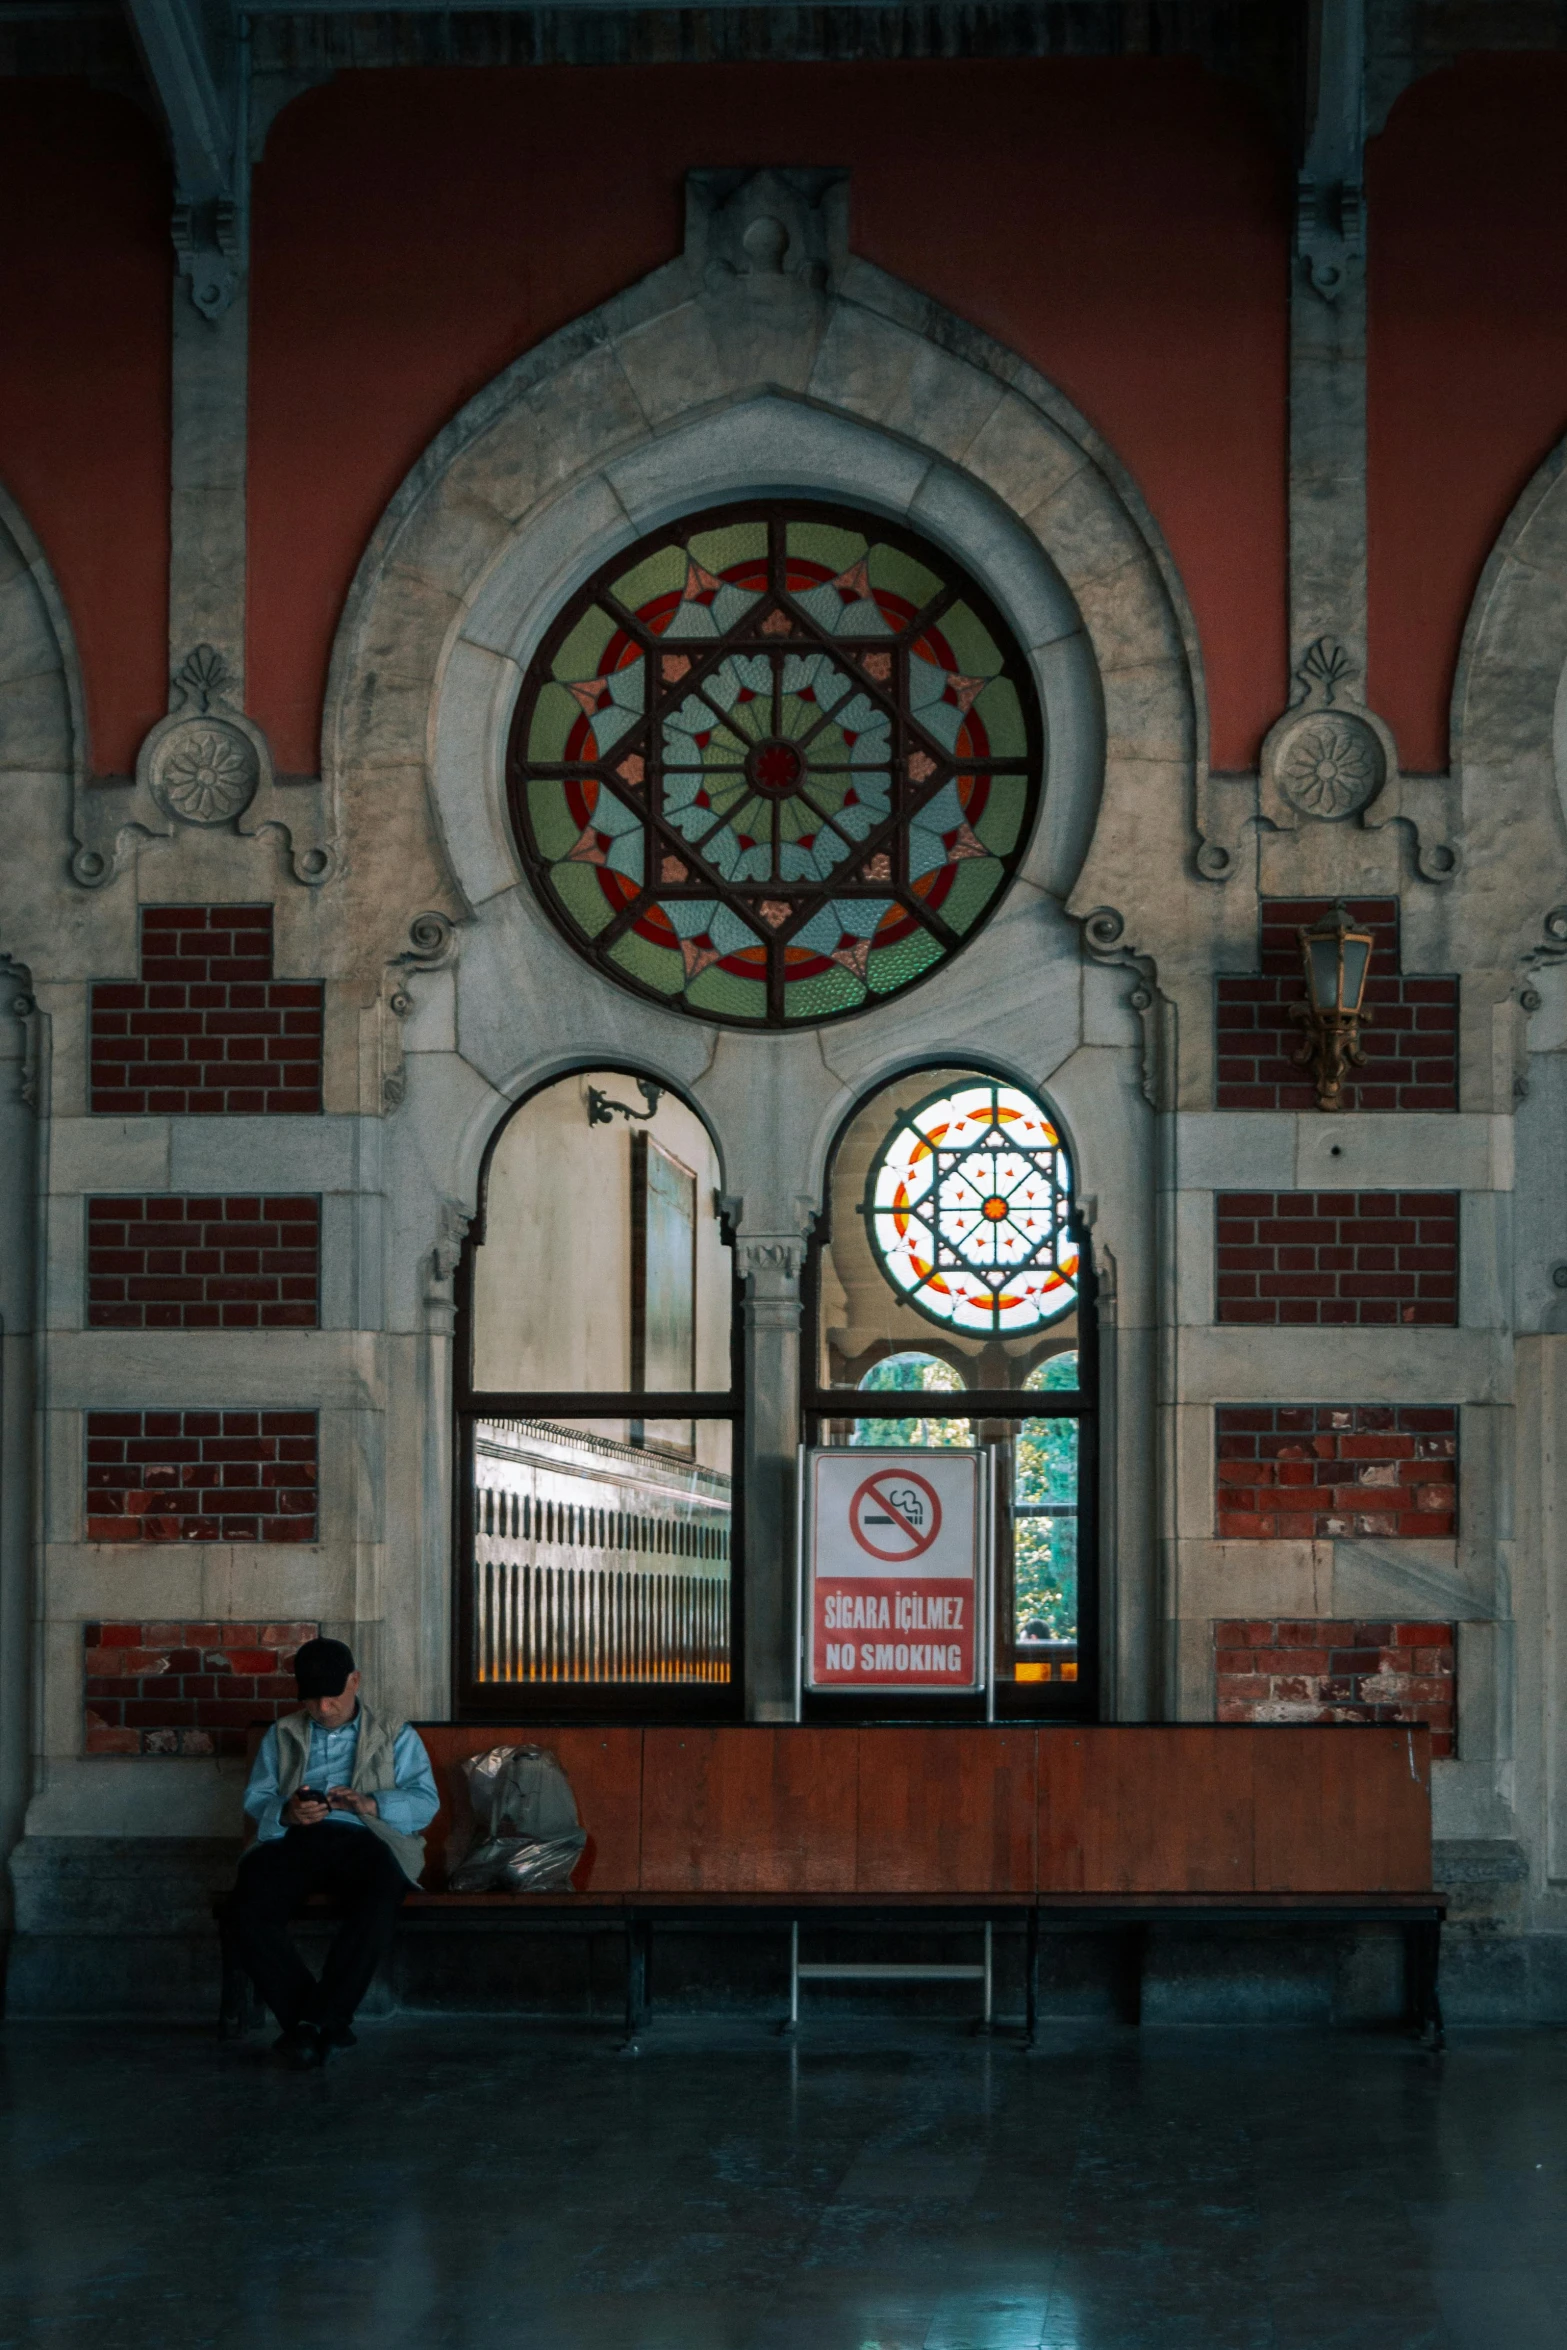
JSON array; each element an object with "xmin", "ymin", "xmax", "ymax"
[{"xmin": 225, "ymin": 1636, "xmax": 439, "ymax": 2068}]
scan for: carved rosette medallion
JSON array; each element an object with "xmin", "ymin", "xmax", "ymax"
[
  {"xmin": 1274, "ymin": 710, "xmax": 1383, "ymax": 821},
  {"xmin": 149, "ymin": 720, "xmax": 260, "ymax": 826}
]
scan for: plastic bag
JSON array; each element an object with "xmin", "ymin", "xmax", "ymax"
[{"xmin": 448, "ymin": 1743, "xmax": 588, "ymax": 1894}]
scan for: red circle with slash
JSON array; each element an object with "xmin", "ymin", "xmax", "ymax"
[{"xmin": 848, "ymin": 1468, "xmax": 943, "ymax": 1563}]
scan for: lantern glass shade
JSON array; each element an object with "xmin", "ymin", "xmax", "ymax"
[
  {"xmin": 1338, "ymin": 934, "xmax": 1371, "ymax": 1014},
  {"xmin": 1306, "ymin": 935, "xmax": 1340, "ymax": 1010},
  {"xmin": 1302, "ymin": 909, "xmax": 1373, "ymax": 1016}
]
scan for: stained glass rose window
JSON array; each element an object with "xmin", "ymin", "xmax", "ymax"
[
  {"xmin": 865, "ymin": 1079, "xmax": 1078, "ymax": 1334},
  {"xmin": 507, "ymin": 503, "xmax": 1041, "ymax": 1026}
]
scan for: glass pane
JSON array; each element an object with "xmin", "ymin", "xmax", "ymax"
[
  {"xmin": 471, "ymin": 1070, "xmax": 731, "ymax": 1393},
  {"xmin": 851, "ymin": 1351, "xmax": 973, "ymax": 1448},
  {"xmin": 472, "ymin": 1418, "xmax": 732, "ymax": 1685},
  {"xmin": 1006, "ymin": 1416, "xmax": 1079, "ymax": 1685},
  {"xmin": 818, "ymin": 1067, "xmax": 1080, "ymax": 1393},
  {"xmin": 1307, "ymin": 936, "xmax": 1340, "ymax": 1010}
]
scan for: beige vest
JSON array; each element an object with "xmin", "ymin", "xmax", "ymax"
[{"xmin": 274, "ymin": 1700, "xmax": 427, "ymax": 1884}]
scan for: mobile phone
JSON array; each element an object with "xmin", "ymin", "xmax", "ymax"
[{"xmin": 296, "ymin": 1787, "xmax": 329, "ymax": 1808}]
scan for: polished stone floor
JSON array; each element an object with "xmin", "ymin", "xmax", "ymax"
[{"xmin": 2, "ymin": 2017, "xmax": 1564, "ymax": 2349}]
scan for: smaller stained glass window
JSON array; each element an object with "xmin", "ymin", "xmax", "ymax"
[{"xmin": 864, "ymin": 1079, "xmax": 1078, "ymax": 1335}]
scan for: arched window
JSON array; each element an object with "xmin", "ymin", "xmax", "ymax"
[
  {"xmin": 808, "ymin": 1067, "xmax": 1095, "ymax": 1716},
  {"xmin": 456, "ymin": 1069, "xmax": 737, "ymax": 1715}
]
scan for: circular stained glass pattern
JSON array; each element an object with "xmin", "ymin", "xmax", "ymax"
[
  {"xmin": 507, "ymin": 503, "xmax": 1041, "ymax": 1027},
  {"xmin": 865, "ymin": 1079, "xmax": 1078, "ymax": 1334}
]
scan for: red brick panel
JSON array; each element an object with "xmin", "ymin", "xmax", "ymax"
[
  {"xmin": 1216, "ymin": 1190, "xmax": 1458, "ymax": 1325},
  {"xmin": 85, "ymin": 1409, "xmax": 318, "ymax": 1543},
  {"xmin": 89, "ymin": 904, "xmax": 323, "ymax": 1115},
  {"xmin": 1216, "ymin": 1404, "xmax": 1458, "ymax": 1540},
  {"xmin": 1217, "ymin": 898, "xmax": 1458, "ymax": 1112},
  {"xmin": 84, "ymin": 1619, "xmax": 319, "ymax": 1757},
  {"xmin": 86, "ymin": 1195, "xmax": 320, "ymax": 1329},
  {"xmin": 1214, "ymin": 1618, "xmax": 1455, "ymax": 1759}
]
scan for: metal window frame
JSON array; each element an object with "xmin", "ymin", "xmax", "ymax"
[
  {"xmin": 452, "ymin": 1071, "xmax": 746, "ymax": 1722},
  {"xmin": 800, "ymin": 1201, "xmax": 1100, "ymax": 1726}
]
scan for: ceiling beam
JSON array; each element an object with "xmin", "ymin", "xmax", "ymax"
[{"xmin": 123, "ymin": 0, "xmax": 246, "ymax": 316}]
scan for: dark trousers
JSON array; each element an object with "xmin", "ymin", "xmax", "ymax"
[{"xmin": 224, "ymin": 1825, "xmax": 409, "ymax": 2033}]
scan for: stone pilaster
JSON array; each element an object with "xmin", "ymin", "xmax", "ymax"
[
  {"xmin": 736, "ymin": 1235, "xmax": 805, "ymax": 1722},
  {"xmin": 1290, "ymin": 0, "xmax": 1368, "ymax": 682},
  {"xmin": 169, "ymin": 287, "xmax": 248, "ymax": 700},
  {"xmin": 0, "ymin": 968, "xmax": 38, "ymax": 1922}
]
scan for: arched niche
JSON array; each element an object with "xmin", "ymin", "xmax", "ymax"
[
  {"xmin": 454, "ymin": 1064, "xmax": 741, "ymax": 1715},
  {"xmin": 321, "ymin": 179, "xmax": 1188, "ymax": 1722},
  {"xmin": 803, "ymin": 1059, "xmax": 1099, "ymax": 1720}
]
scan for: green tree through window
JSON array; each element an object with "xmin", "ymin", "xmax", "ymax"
[
  {"xmin": 1016, "ymin": 1354, "xmax": 1079, "ymax": 1644},
  {"xmin": 852, "ymin": 1352, "xmax": 971, "ymax": 1448}
]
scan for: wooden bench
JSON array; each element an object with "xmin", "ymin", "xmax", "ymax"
[{"xmin": 217, "ymin": 1722, "xmax": 1445, "ymax": 2047}]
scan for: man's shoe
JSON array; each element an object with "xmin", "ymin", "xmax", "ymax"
[{"xmin": 273, "ymin": 2025, "xmax": 326, "ymax": 2070}]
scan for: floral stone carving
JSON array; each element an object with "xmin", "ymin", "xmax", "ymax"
[
  {"xmin": 71, "ymin": 641, "xmax": 340, "ymax": 889},
  {"xmin": 1273, "ymin": 710, "xmax": 1383, "ymax": 820},
  {"xmin": 150, "ymin": 719, "xmax": 260, "ymax": 825}
]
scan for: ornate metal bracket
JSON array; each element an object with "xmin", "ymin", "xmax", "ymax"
[{"xmin": 587, "ymin": 1079, "xmax": 662, "ymax": 1128}]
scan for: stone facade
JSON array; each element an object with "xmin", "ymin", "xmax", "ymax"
[{"xmin": 3, "ymin": 13, "xmax": 1567, "ymax": 2020}]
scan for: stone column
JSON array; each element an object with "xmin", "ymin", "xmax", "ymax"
[
  {"xmin": 0, "ymin": 972, "xmax": 38, "ymax": 1922},
  {"xmin": 1290, "ymin": 0, "xmax": 1368, "ymax": 685},
  {"xmin": 736, "ymin": 1236, "xmax": 804, "ymax": 1722},
  {"xmin": 169, "ymin": 289, "xmax": 248, "ymax": 697}
]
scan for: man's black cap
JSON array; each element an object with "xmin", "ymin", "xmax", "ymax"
[{"xmin": 294, "ymin": 1637, "xmax": 356, "ymax": 1697}]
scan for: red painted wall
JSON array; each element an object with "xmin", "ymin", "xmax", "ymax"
[
  {"xmin": 248, "ymin": 61, "xmax": 1289, "ymax": 775},
  {"xmin": 1369, "ymin": 60, "xmax": 1567, "ymax": 774},
  {"xmin": 0, "ymin": 84, "xmax": 169, "ymax": 775}
]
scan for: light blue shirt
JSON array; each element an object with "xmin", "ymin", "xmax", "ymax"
[{"xmin": 244, "ymin": 1711, "xmax": 440, "ymax": 1845}]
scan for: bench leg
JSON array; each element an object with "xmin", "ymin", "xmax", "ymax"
[
  {"xmin": 620, "ymin": 1913, "xmax": 651, "ymax": 2053},
  {"xmin": 1405, "ymin": 1920, "xmax": 1445, "ymax": 2050},
  {"xmin": 1118, "ymin": 1923, "xmax": 1146, "ymax": 2027},
  {"xmin": 1023, "ymin": 1908, "xmax": 1039, "ymax": 2051},
  {"xmin": 218, "ymin": 1948, "xmax": 249, "ymax": 2040},
  {"xmin": 968, "ymin": 1920, "xmax": 995, "ymax": 2036},
  {"xmin": 214, "ymin": 1893, "xmax": 258, "ymax": 2041},
  {"xmin": 1426, "ymin": 1923, "xmax": 1446, "ymax": 2050},
  {"xmin": 777, "ymin": 1919, "xmax": 799, "ymax": 2037}
]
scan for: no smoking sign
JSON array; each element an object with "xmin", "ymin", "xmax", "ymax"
[
  {"xmin": 849, "ymin": 1469, "xmax": 942, "ymax": 1562},
  {"xmin": 806, "ymin": 1448, "xmax": 983, "ymax": 1690}
]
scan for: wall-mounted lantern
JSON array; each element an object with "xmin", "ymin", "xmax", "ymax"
[{"xmin": 1289, "ymin": 901, "xmax": 1374, "ymax": 1112}]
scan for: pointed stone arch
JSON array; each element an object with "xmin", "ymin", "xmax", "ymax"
[
  {"xmin": 319, "ymin": 172, "xmax": 1205, "ymax": 1004},
  {"xmin": 317, "ymin": 175, "xmax": 1202, "ymax": 1725},
  {"xmin": 1450, "ymin": 436, "xmax": 1567, "ymax": 968},
  {"xmin": 0, "ymin": 478, "xmax": 87, "ymax": 809}
]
